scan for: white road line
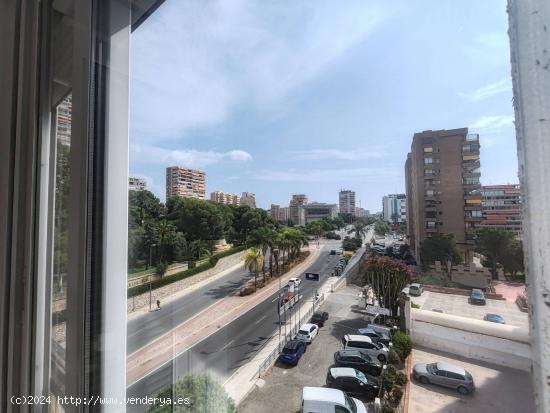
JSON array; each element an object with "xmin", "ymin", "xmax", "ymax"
[
  {"xmin": 221, "ymin": 339, "xmax": 235, "ymax": 351},
  {"xmin": 254, "ymin": 315, "xmax": 268, "ymax": 325}
]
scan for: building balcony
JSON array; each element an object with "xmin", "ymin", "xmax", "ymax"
[
  {"xmin": 425, "ymin": 205, "xmax": 437, "ymax": 212},
  {"xmin": 462, "ymin": 160, "xmax": 481, "ymax": 168},
  {"xmin": 465, "ymin": 216, "xmax": 484, "ymax": 222},
  {"xmin": 463, "ymin": 183, "xmax": 481, "ymax": 190},
  {"xmin": 462, "ymin": 172, "xmax": 481, "ymax": 179},
  {"xmin": 426, "ymin": 227, "xmax": 438, "ymax": 233}
]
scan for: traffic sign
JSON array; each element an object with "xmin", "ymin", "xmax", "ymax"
[
  {"xmin": 305, "ymin": 272, "xmax": 320, "ymax": 281},
  {"xmin": 366, "ymin": 305, "xmax": 391, "ymax": 316}
]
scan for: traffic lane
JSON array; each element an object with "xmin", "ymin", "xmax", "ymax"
[
  {"xmin": 127, "ymin": 265, "xmax": 253, "ymax": 353},
  {"xmin": 126, "ymin": 250, "xmax": 341, "ymax": 407}
]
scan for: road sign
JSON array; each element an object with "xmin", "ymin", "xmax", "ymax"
[
  {"xmin": 366, "ymin": 305, "xmax": 391, "ymax": 316},
  {"xmin": 305, "ymin": 272, "xmax": 320, "ymax": 281}
]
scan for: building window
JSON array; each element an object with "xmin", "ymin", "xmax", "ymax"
[
  {"xmin": 424, "ymin": 157, "xmax": 433, "ymax": 164},
  {"xmin": 423, "ymin": 146, "xmax": 433, "ymax": 153}
]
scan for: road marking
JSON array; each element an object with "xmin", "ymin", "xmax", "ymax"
[
  {"xmin": 254, "ymin": 315, "xmax": 268, "ymax": 325},
  {"xmin": 221, "ymin": 339, "xmax": 235, "ymax": 351}
]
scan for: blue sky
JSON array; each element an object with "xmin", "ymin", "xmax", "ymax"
[{"xmin": 129, "ymin": 0, "xmax": 516, "ymax": 212}]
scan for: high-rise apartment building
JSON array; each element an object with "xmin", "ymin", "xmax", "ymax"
[
  {"xmin": 270, "ymin": 204, "xmax": 282, "ymax": 221},
  {"xmin": 240, "ymin": 192, "xmax": 256, "ymax": 208},
  {"xmin": 304, "ymin": 203, "xmax": 338, "ymax": 223},
  {"xmin": 280, "ymin": 207, "xmax": 290, "ymax": 223},
  {"xmin": 166, "ymin": 166, "xmax": 206, "ymax": 200},
  {"xmin": 210, "ymin": 191, "xmax": 240, "ymax": 205},
  {"xmin": 339, "ymin": 190, "xmax": 356, "ymax": 215},
  {"xmin": 128, "ymin": 177, "xmax": 147, "ymax": 191},
  {"xmin": 289, "ymin": 194, "xmax": 308, "ymax": 226},
  {"xmin": 480, "ymin": 185, "xmax": 522, "ymax": 238},
  {"xmin": 55, "ymin": 94, "xmax": 72, "ymax": 146},
  {"xmin": 405, "ymin": 128, "xmax": 482, "ymax": 261},
  {"xmin": 382, "ymin": 194, "xmax": 407, "ymax": 223}
]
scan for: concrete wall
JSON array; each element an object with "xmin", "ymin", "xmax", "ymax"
[{"xmin": 411, "ymin": 309, "xmax": 531, "ymax": 371}]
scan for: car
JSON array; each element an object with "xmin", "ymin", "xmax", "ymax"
[
  {"xmin": 333, "ymin": 350, "xmax": 383, "ymax": 376},
  {"xmin": 301, "ymin": 387, "xmax": 367, "ymax": 413},
  {"xmin": 413, "ymin": 362, "xmax": 475, "ymax": 395},
  {"xmin": 326, "ymin": 367, "xmax": 380, "ymax": 400},
  {"xmin": 311, "ymin": 311, "xmax": 329, "ymax": 327},
  {"xmin": 366, "ymin": 323, "xmax": 397, "ymax": 340},
  {"xmin": 296, "ymin": 323, "xmax": 319, "ymax": 343},
  {"xmin": 288, "ymin": 277, "xmax": 301, "ymax": 287},
  {"xmin": 469, "ymin": 289, "xmax": 486, "ymax": 305},
  {"xmin": 408, "ymin": 283, "xmax": 423, "ymax": 296},
  {"xmin": 278, "ymin": 339, "xmax": 306, "ymax": 366},
  {"xmin": 329, "ymin": 250, "xmax": 337, "ymax": 255},
  {"xmin": 483, "ymin": 313, "xmax": 505, "ymax": 324},
  {"xmin": 341, "ymin": 334, "xmax": 389, "ymax": 363},
  {"xmin": 355, "ymin": 328, "xmax": 391, "ymax": 347}
]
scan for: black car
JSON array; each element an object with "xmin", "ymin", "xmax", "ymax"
[
  {"xmin": 326, "ymin": 367, "xmax": 380, "ymax": 400},
  {"xmin": 311, "ymin": 311, "xmax": 329, "ymax": 327},
  {"xmin": 333, "ymin": 350, "xmax": 382, "ymax": 377},
  {"xmin": 355, "ymin": 327, "xmax": 391, "ymax": 347},
  {"xmin": 469, "ymin": 289, "xmax": 486, "ymax": 305}
]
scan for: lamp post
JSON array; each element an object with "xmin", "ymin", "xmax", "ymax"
[{"xmin": 149, "ymin": 243, "xmax": 157, "ymax": 312}]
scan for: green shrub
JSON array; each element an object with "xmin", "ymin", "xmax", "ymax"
[
  {"xmin": 156, "ymin": 261, "xmax": 169, "ymax": 276},
  {"xmin": 388, "ymin": 348, "xmax": 402, "ymax": 365},
  {"xmin": 395, "ymin": 371, "xmax": 408, "ymax": 386},
  {"xmin": 389, "ymin": 386, "xmax": 404, "ymax": 405},
  {"xmin": 411, "ymin": 302, "xmax": 421, "ymax": 309},
  {"xmin": 392, "ymin": 331, "xmax": 413, "ymax": 359},
  {"xmin": 381, "ymin": 404, "xmax": 395, "ymax": 413},
  {"xmin": 382, "ymin": 365, "xmax": 397, "ymax": 390}
]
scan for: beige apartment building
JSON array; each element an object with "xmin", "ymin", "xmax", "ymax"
[
  {"xmin": 480, "ymin": 184, "xmax": 522, "ymax": 238},
  {"xmin": 166, "ymin": 166, "xmax": 206, "ymax": 200},
  {"xmin": 339, "ymin": 189, "xmax": 356, "ymax": 215},
  {"xmin": 240, "ymin": 192, "xmax": 256, "ymax": 208},
  {"xmin": 289, "ymin": 194, "xmax": 308, "ymax": 226},
  {"xmin": 405, "ymin": 128, "xmax": 482, "ymax": 262},
  {"xmin": 210, "ymin": 190, "xmax": 240, "ymax": 205}
]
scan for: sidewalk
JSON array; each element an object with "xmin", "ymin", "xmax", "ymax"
[{"xmin": 126, "ymin": 247, "xmax": 321, "ymax": 385}]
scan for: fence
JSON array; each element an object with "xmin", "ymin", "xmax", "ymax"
[{"xmin": 257, "ymin": 293, "xmax": 325, "ymax": 378}]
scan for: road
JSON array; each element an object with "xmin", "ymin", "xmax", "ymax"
[{"xmin": 126, "ymin": 241, "xmax": 342, "ymax": 411}]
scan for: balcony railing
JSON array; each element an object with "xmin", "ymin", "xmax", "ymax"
[{"xmin": 466, "ymin": 133, "xmax": 479, "ymax": 142}]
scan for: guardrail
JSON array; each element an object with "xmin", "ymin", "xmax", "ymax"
[{"xmin": 257, "ymin": 293, "xmax": 325, "ymax": 378}]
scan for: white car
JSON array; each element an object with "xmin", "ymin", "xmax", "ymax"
[
  {"xmin": 296, "ymin": 323, "xmax": 319, "ymax": 343},
  {"xmin": 301, "ymin": 387, "xmax": 367, "ymax": 413},
  {"xmin": 342, "ymin": 334, "xmax": 390, "ymax": 363},
  {"xmin": 289, "ymin": 277, "xmax": 301, "ymax": 287}
]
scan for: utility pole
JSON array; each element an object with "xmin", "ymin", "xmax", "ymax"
[{"xmin": 148, "ymin": 243, "xmax": 156, "ymax": 312}]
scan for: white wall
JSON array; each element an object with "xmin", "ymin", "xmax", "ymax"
[{"xmin": 411, "ymin": 309, "xmax": 531, "ymax": 371}]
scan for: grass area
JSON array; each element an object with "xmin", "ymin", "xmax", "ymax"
[{"xmin": 127, "ymin": 244, "xmax": 248, "ymax": 298}]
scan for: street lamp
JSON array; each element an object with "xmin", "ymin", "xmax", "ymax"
[{"xmin": 149, "ymin": 243, "xmax": 157, "ymax": 312}]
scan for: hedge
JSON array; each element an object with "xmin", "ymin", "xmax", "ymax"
[{"xmin": 127, "ymin": 245, "xmax": 248, "ymax": 298}]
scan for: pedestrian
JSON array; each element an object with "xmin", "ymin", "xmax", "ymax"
[{"xmin": 156, "ymin": 299, "xmax": 161, "ymax": 310}]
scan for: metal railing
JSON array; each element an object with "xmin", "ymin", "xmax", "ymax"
[{"xmin": 257, "ymin": 293, "xmax": 325, "ymax": 378}]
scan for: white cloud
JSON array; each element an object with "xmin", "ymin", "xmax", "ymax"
[
  {"xmin": 470, "ymin": 115, "xmax": 514, "ymax": 132},
  {"xmin": 287, "ymin": 148, "xmax": 386, "ymax": 161},
  {"xmin": 257, "ymin": 167, "xmax": 399, "ymax": 183},
  {"xmin": 130, "ymin": 144, "xmax": 252, "ymax": 168},
  {"xmin": 130, "ymin": 0, "xmax": 390, "ymax": 141},
  {"xmin": 460, "ymin": 78, "xmax": 511, "ymax": 101}
]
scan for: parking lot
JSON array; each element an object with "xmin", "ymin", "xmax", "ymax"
[
  {"xmin": 409, "ymin": 290, "xmax": 528, "ymax": 327},
  {"xmin": 239, "ymin": 285, "xmax": 374, "ymax": 413},
  {"xmin": 409, "ymin": 346, "xmax": 534, "ymax": 413}
]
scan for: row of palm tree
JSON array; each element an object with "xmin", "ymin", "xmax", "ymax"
[{"xmin": 244, "ymin": 227, "xmax": 309, "ymax": 291}]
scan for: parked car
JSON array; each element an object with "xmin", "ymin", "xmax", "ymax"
[
  {"xmin": 366, "ymin": 323, "xmax": 397, "ymax": 340},
  {"xmin": 296, "ymin": 323, "xmax": 319, "ymax": 343},
  {"xmin": 408, "ymin": 283, "xmax": 423, "ymax": 296},
  {"xmin": 341, "ymin": 334, "xmax": 389, "ymax": 363},
  {"xmin": 311, "ymin": 311, "xmax": 329, "ymax": 327},
  {"xmin": 333, "ymin": 350, "xmax": 383, "ymax": 376},
  {"xmin": 289, "ymin": 277, "xmax": 302, "ymax": 287},
  {"xmin": 278, "ymin": 339, "xmax": 306, "ymax": 366},
  {"xmin": 326, "ymin": 367, "xmax": 380, "ymax": 400},
  {"xmin": 330, "ymin": 250, "xmax": 337, "ymax": 255},
  {"xmin": 469, "ymin": 289, "xmax": 486, "ymax": 305},
  {"xmin": 413, "ymin": 362, "xmax": 475, "ymax": 395},
  {"xmin": 301, "ymin": 387, "xmax": 367, "ymax": 413},
  {"xmin": 355, "ymin": 327, "xmax": 391, "ymax": 347},
  {"xmin": 483, "ymin": 313, "xmax": 505, "ymax": 324}
]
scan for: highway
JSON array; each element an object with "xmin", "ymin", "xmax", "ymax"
[{"xmin": 126, "ymin": 241, "xmax": 341, "ymax": 411}]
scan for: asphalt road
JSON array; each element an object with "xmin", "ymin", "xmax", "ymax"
[{"xmin": 126, "ymin": 241, "xmax": 342, "ymax": 411}]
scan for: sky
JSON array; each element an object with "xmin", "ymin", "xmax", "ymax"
[{"xmin": 129, "ymin": 0, "xmax": 517, "ymax": 212}]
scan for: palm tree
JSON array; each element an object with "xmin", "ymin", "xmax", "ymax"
[
  {"xmin": 250, "ymin": 226, "xmax": 277, "ymax": 282},
  {"xmin": 189, "ymin": 239, "xmax": 209, "ymax": 261},
  {"xmin": 349, "ymin": 219, "xmax": 367, "ymax": 240},
  {"xmin": 244, "ymin": 247, "xmax": 264, "ymax": 291}
]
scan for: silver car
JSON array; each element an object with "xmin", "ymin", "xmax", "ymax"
[{"xmin": 413, "ymin": 362, "xmax": 475, "ymax": 394}]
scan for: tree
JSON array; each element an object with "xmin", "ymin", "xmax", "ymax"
[
  {"xmin": 374, "ymin": 220, "xmax": 390, "ymax": 236},
  {"xmin": 476, "ymin": 228, "xmax": 516, "ymax": 279},
  {"xmin": 148, "ymin": 373, "xmax": 235, "ymax": 413},
  {"xmin": 349, "ymin": 219, "xmax": 368, "ymax": 240},
  {"xmin": 419, "ymin": 233, "xmax": 462, "ymax": 269},
  {"xmin": 189, "ymin": 240, "xmax": 209, "ymax": 261},
  {"xmin": 244, "ymin": 247, "xmax": 264, "ymax": 291},
  {"xmin": 362, "ymin": 256, "xmax": 412, "ymax": 316},
  {"xmin": 499, "ymin": 239, "xmax": 524, "ymax": 279},
  {"xmin": 250, "ymin": 226, "xmax": 277, "ymax": 281}
]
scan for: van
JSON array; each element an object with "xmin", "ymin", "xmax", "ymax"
[
  {"xmin": 301, "ymin": 387, "xmax": 366, "ymax": 413},
  {"xmin": 341, "ymin": 334, "xmax": 389, "ymax": 363}
]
